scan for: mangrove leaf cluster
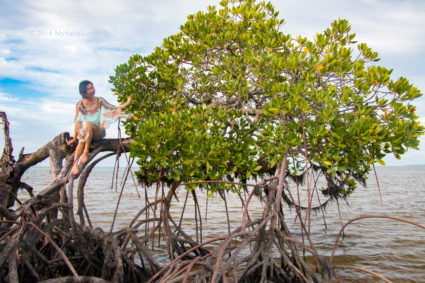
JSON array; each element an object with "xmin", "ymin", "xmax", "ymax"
[{"xmin": 110, "ymin": 0, "xmax": 423, "ymax": 198}]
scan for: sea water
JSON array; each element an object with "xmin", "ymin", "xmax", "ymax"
[{"xmin": 21, "ymin": 165, "xmax": 425, "ymax": 282}]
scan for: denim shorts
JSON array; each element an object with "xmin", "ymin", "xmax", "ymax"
[{"xmin": 93, "ymin": 128, "xmax": 106, "ymax": 142}]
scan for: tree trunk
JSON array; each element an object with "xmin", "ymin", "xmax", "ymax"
[
  {"xmin": 0, "ymin": 111, "xmax": 132, "ymax": 211},
  {"xmin": 0, "ymin": 110, "xmax": 336, "ymax": 282}
]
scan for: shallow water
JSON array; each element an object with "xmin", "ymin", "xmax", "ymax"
[{"xmin": 21, "ymin": 165, "xmax": 425, "ymax": 282}]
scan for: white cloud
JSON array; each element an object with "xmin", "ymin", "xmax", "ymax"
[
  {"xmin": 1, "ymin": 0, "xmax": 425, "ymax": 165},
  {"xmin": 40, "ymin": 101, "xmax": 75, "ymax": 114},
  {"xmin": 271, "ymin": 0, "xmax": 425, "ymax": 55},
  {"xmin": 0, "ymin": 48, "xmax": 11, "ymax": 56},
  {"xmin": 0, "ymin": 92, "xmax": 18, "ymax": 102},
  {"xmin": 0, "ymin": 105, "xmax": 24, "ymax": 115}
]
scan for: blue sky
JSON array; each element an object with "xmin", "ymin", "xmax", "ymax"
[{"xmin": 1, "ymin": 0, "xmax": 425, "ymax": 166}]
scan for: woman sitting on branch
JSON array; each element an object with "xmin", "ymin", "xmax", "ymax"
[{"xmin": 67, "ymin": 80, "xmax": 133, "ymax": 175}]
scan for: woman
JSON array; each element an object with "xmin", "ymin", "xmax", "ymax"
[{"xmin": 67, "ymin": 80, "xmax": 132, "ymax": 174}]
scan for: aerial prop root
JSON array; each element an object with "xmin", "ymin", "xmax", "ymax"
[
  {"xmin": 149, "ymin": 188, "xmax": 334, "ymax": 283},
  {"xmin": 327, "ymin": 214, "xmax": 425, "ymax": 281}
]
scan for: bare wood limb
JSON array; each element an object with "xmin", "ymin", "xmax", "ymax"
[
  {"xmin": 0, "ymin": 204, "xmax": 15, "ymax": 220},
  {"xmin": 0, "ymin": 111, "xmax": 14, "ymax": 164},
  {"xmin": 333, "ymin": 265, "xmax": 393, "ymax": 283},
  {"xmin": 77, "ymin": 153, "xmax": 115, "ymax": 225},
  {"xmin": 28, "ymin": 222, "xmax": 79, "ymax": 277},
  {"xmin": 330, "ymin": 215, "xmax": 425, "ymax": 263},
  {"xmin": 8, "ymin": 253, "xmax": 18, "ymax": 283},
  {"xmin": 39, "ymin": 276, "xmax": 111, "ymax": 283}
]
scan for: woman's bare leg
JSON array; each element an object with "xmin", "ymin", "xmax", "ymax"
[
  {"xmin": 80, "ymin": 122, "xmax": 103, "ymax": 164},
  {"xmin": 80, "ymin": 136, "xmax": 93, "ymax": 164},
  {"xmin": 72, "ymin": 141, "xmax": 85, "ymax": 174}
]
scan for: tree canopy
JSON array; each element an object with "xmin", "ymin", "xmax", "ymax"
[{"xmin": 110, "ymin": 0, "xmax": 423, "ymax": 199}]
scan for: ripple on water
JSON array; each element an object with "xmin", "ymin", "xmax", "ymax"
[{"xmin": 20, "ymin": 166, "xmax": 425, "ymax": 281}]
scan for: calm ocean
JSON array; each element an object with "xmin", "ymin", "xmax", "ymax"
[{"xmin": 21, "ymin": 165, "xmax": 425, "ymax": 282}]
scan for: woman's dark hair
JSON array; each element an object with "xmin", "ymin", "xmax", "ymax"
[{"xmin": 79, "ymin": 80, "xmax": 93, "ymax": 98}]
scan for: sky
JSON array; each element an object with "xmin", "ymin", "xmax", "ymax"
[{"xmin": 0, "ymin": 0, "xmax": 425, "ymax": 166}]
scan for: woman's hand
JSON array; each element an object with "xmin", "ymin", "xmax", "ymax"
[
  {"xmin": 118, "ymin": 94, "xmax": 133, "ymax": 110},
  {"xmin": 67, "ymin": 137, "xmax": 77, "ymax": 146},
  {"xmin": 125, "ymin": 94, "xmax": 133, "ymax": 107}
]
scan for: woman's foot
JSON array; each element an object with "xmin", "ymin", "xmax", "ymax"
[
  {"xmin": 81, "ymin": 151, "xmax": 89, "ymax": 164},
  {"xmin": 71, "ymin": 163, "xmax": 79, "ymax": 175}
]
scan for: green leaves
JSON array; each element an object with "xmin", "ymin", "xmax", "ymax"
[
  {"xmin": 129, "ymin": 104, "xmax": 258, "ymax": 189},
  {"xmin": 110, "ymin": 0, "xmax": 423, "ymax": 199}
]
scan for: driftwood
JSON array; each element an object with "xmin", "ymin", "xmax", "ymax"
[
  {"xmin": 1, "ymin": 110, "xmax": 400, "ymax": 282},
  {"xmin": 0, "ymin": 111, "xmax": 149, "ymax": 282}
]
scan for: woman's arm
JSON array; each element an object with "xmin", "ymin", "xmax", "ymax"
[
  {"xmin": 116, "ymin": 94, "xmax": 133, "ymax": 110},
  {"xmin": 67, "ymin": 128, "xmax": 78, "ymax": 146}
]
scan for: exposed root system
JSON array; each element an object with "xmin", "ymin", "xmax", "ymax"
[{"xmin": 2, "ymin": 111, "xmax": 419, "ymax": 282}]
